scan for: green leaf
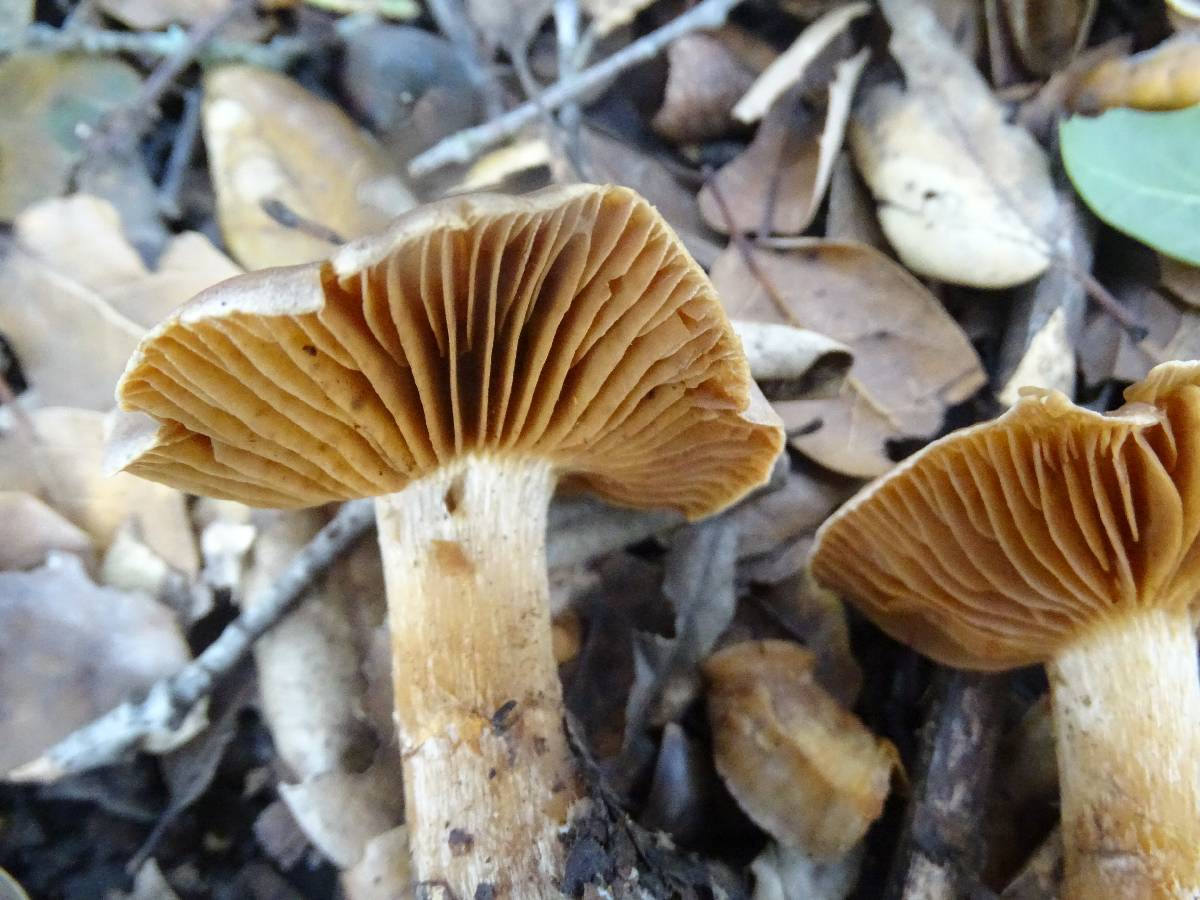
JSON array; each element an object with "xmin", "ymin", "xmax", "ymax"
[{"xmin": 1061, "ymin": 105, "xmax": 1200, "ymax": 266}]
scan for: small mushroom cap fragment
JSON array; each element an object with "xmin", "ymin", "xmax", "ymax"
[
  {"xmin": 703, "ymin": 639, "xmax": 898, "ymax": 859},
  {"xmin": 811, "ymin": 361, "xmax": 1200, "ymax": 670},
  {"xmin": 108, "ymin": 184, "xmax": 783, "ymax": 519}
]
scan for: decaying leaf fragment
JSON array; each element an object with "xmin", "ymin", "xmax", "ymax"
[
  {"xmin": 1162, "ymin": 255, "xmax": 1200, "ymax": 309},
  {"xmin": 203, "ymin": 66, "xmax": 416, "ymax": 270},
  {"xmin": 0, "ymin": 194, "xmax": 241, "ymax": 410},
  {"xmin": 850, "ymin": 0, "xmax": 1057, "ymax": 288},
  {"xmin": 711, "ymin": 241, "xmax": 985, "ymax": 477},
  {"xmin": 0, "ymin": 54, "xmax": 140, "ymax": 221},
  {"xmin": 704, "ymin": 640, "xmax": 898, "ymax": 858},
  {"xmin": 700, "ymin": 48, "xmax": 869, "ymax": 236},
  {"xmin": 652, "ymin": 32, "xmax": 758, "ymax": 145},
  {"xmin": 1071, "ymin": 33, "xmax": 1200, "ymax": 112},
  {"xmin": 0, "ymin": 554, "xmax": 190, "ymax": 773},
  {"xmin": 1004, "ymin": 0, "xmax": 1096, "ymax": 77}
]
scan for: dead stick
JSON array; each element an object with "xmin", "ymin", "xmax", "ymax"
[
  {"xmin": 408, "ymin": 0, "xmax": 745, "ymax": 176},
  {"xmin": 8, "ymin": 499, "xmax": 376, "ymax": 781}
]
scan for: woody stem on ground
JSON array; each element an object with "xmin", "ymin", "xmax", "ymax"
[{"xmin": 375, "ymin": 455, "xmax": 580, "ymax": 898}]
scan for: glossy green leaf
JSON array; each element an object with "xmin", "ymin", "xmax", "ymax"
[{"xmin": 1061, "ymin": 105, "xmax": 1200, "ymax": 265}]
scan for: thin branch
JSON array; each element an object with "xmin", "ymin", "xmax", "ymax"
[
  {"xmin": 1, "ymin": 22, "xmax": 310, "ymax": 68},
  {"xmin": 408, "ymin": 0, "xmax": 746, "ymax": 177},
  {"xmin": 8, "ymin": 500, "xmax": 376, "ymax": 781},
  {"xmin": 260, "ymin": 198, "xmax": 347, "ymax": 246},
  {"xmin": 511, "ymin": 49, "xmax": 589, "ymax": 182},
  {"xmin": 554, "ymin": 0, "xmax": 588, "ymax": 175}
]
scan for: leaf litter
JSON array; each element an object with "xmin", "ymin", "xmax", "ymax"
[{"xmin": 0, "ymin": 1, "xmax": 1196, "ymax": 898}]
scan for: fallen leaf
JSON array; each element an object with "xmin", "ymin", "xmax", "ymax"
[
  {"xmin": 700, "ymin": 48, "xmax": 868, "ymax": 235},
  {"xmin": 0, "ymin": 554, "xmax": 190, "ymax": 773},
  {"xmin": 732, "ymin": 1, "xmax": 869, "ymax": 124},
  {"xmin": 850, "ymin": 0, "xmax": 1057, "ymax": 288},
  {"xmin": 1061, "ymin": 106, "xmax": 1200, "ymax": 266},
  {"xmin": 1003, "ymin": 0, "xmax": 1096, "ymax": 77},
  {"xmin": 94, "ymin": 0, "xmax": 228, "ymax": 29},
  {"xmin": 825, "ymin": 151, "xmax": 886, "ymax": 247},
  {"xmin": 1078, "ymin": 284, "xmax": 1179, "ymax": 387},
  {"xmin": 1161, "ymin": 255, "xmax": 1200, "ymax": 308},
  {"xmin": 711, "ymin": 241, "xmax": 986, "ymax": 477},
  {"xmin": 302, "ymin": 0, "xmax": 418, "ymax": 17},
  {"xmin": 0, "ymin": 54, "xmax": 140, "ymax": 221},
  {"xmin": 0, "ymin": 194, "xmax": 241, "ymax": 410},
  {"xmin": 341, "ymin": 827, "xmax": 413, "ymax": 900},
  {"xmin": 0, "ymin": 492, "xmax": 92, "ymax": 572},
  {"xmin": 456, "ymin": 137, "xmax": 553, "ymax": 193},
  {"xmin": 652, "ymin": 33, "xmax": 758, "ymax": 145},
  {"xmin": 704, "ymin": 640, "xmax": 898, "ymax": 858},
  {"xmin": 1071, "ymin": 32, "xmax": 1200, "ymax": 112},
  {"xmin": 203, "ymin": 66, "xmax": 416, "ymax": 270},
  {"xmin": 0, "ymin": 407, "xmax": 198, "ymax": 575},
  {"xmin": 732, "ymin": 320, "xmax": 852, "ymax": 401},
  {"xmin": 580, "ymin": 0, "xmax": 655, "ymax": 36}
]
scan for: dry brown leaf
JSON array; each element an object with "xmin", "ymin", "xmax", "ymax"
[
  {"xmin": 0, "ymin": 492, "xmax": 92, "ymax": 571},
  {"xmin": 0, "ymin": 554, "xmax": 190, "ymax": 772},
  {"xmin": 1004, "ymin": 0, "xmax": 1096, "ymax": 77},
  {"xmin": 572, "ymin": 127, "xmax": 722, "ymax": 267},
  {"xmin": 0, "ymin": 54, "xmax": 141, "ymax": 221},
  {"xmin": 733, "ymin": 1, "xmax": 869, "ymax": 124},
  {"xmin": 700, "ymin": 48, "xmax": 868, "ymax": 235},
  {"xmin": 850, "ymin": 0, "xmax": 1057, "ymax": 288},
  {"xmin": 1071, "ymin": 33, "xmax": 1200, "ymax": 112},
  {"xmin": 704, "ymin": 640, "xmax": 898, "ymax": 858},
  {"xmin": 711, "ymin": 241, "xmax": 985, "ymax": 477},
  {"xmin": 1078, "ymin": 284, "xmax": 1180, "ymax": 387},
  {"xmin": 1162, "ymin": 255, "xmax": 1200, "ymax": 309},
  {"xmin": 203, "ymin": 66, "xmax": 416, "ymax": 270},
  {"xmin": 0, "ymin": 408, "xmax": 197, "ymax": 575},
  {"xmin": 0, "ymin": 194, "xmax": 240, "ymax": 411},
  {"xmin": 652, "ymin": 33, "xmax": 758, "ymax": 145}
]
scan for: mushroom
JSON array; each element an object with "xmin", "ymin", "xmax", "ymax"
[
  {"xmin": 809, "ymin": 361, "xmax": 1200, "ymax": 899},
  {"xmin": 106, "ymin": 184, "xmax": 784, "ymax": 897}
]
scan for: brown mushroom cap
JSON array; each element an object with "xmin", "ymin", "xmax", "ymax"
[
  {"xmin": 810, "ymin": 361, "xmax": 1200, "ymax": 670},
  {"xmin": 108, "ymin": 184, "xmax": 782, "ymax": 518}
]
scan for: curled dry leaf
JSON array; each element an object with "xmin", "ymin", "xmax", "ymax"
[
  {"xmin": 0, "ymin": 554, "xmax": 190, "ymax": 773},
  {"xmin": 711, "ymin": 241, "xmax": 985, "ymax": 477},
  {"xmin": 1071, "ymin": 33, "xmax": 1200, "ymax": 112},
  {"xmin": 700, "ymin": 48, "xmax": 869, "ymax": 236},
  {"xmin": 732, "ymin": 320, "xmax": 852, "ymax": 401},
  {"xmin": 1004, "ymin": 0, "xmax": 1096, "ymax": 77},
  {"xmin": 732, "ymin": 1, "xmax": 869, "ymax": 124},
  {"xmin": 652, "ymin": 32, "xmax": 758, "ymax": 145},
  {"xmin": 203, "ymin": 66, "xmax": 416, "ymax": 270},
  {"xmin": 0, "ymin": 492, "xmax": 92, "ymax": 572},
  {"xmin": 0, "ymin": 194, "xmax": 240, "ymax": 410},
  {"xmin": 851, "ymin": 0, "xmax": 1057, "ymax": 288},
  {"xmin": 0, "ymin": 54, "xmax": 140, "ymax": 221},
  {"xmin": 0, "ymin": 408, "xmax": 197, "ymax": 575},
  {"xmin": 703, "ymin": 640, "xmax": 898, "ymax": 859}
]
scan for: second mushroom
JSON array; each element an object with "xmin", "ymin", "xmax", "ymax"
[{"xmin": 106, "ymin": 184, "xmax": 784, "ymax": 897}]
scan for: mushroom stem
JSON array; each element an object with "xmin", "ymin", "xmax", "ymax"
[
  {"xmin": 375, "ymin": 455, "xmax": 581, "ymax": 898},
  {"xmin": 1048, "ymin": 608, "xmax": 1200, "ymax": 899}
]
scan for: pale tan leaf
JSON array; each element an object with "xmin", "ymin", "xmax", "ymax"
[
  {"xmin": 732, "ymin": 1, "xmax": 869, "ymax": 124},
  {"xmin": 0, "ymin": 492, "xmax": 92, "ymax": 572},
  {"xmin": 0, "ymin": 195, "xmax": 240, "ymax": 411},
  {"xmin": 0, "ymin": 54, "xmax": 140, "ymax": 221},
  {"xmin": 342, "ymin": 827, "xmax": 413, "ymax": 900},
  {"xmin": 701, "ymin": 48, "xmax": 868, "ymax": 235},
  {"xmin": 711, "ymin": 240, "xmax": 985, "ymax": 477},
  {"xmin": 95, "ymin": 0, "xmax": 228, "ymax": 29},
  {"xmin": 0, "ymin": 554, "xmax": 190, "ymax": 773},
  {"xmin": 203, "ymin": 65, "xmax": 416, "ymax": 270},
  {"xmin": 0, "ymin": 408, "xmax": 198, "ymax": 575},
  {"xmin": 850, "ymin": 0, "xmax": 1057, "ymax": 288},
  {"xmin": 580, "ymin": 0, "xmax": 656, "ymax": 36}
]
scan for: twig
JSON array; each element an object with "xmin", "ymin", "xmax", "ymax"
[
  {"xmin": 158, "ymin": 87, "xmax": 203, "ymax": 220},
  {"xmin": 425, "ymin": 0, "xmax": 507, "ymax": 119},
  {"xmin": 554, "ymin": 0, "xmax": 588, "ymax": 175},
  {"xmin": 889, "ymin": 671, "xmax": 1006, "ymax": 900},
  {"xmin": 511, "ymin": 50, "xmax": 589, "ymax": 182},
  {"xmin": 408, "ymin": 0, "xmax": 746, "ymax": 177},
  {"xmin": 85, "ymin": 0, "xmax": 253, "ymax": 160},
  {"xmin": 1, "ymin": 23, "xmax": 310, "ymax": 68},
  {"xmin": 260, "ymin": 198, "xmax": 347, "ymax": 246},
  {"xmin": 7, "ymin": 500, "xmax": 376, "ymax": 781}
]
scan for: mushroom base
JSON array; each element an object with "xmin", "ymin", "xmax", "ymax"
[
  {"xmin": 376, "ymin": 456, "xmax": 581, "ymax": 898},
  {"xmin": 1049, "ymin": 608, "xmax": 1200, "ymax": 900}
]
